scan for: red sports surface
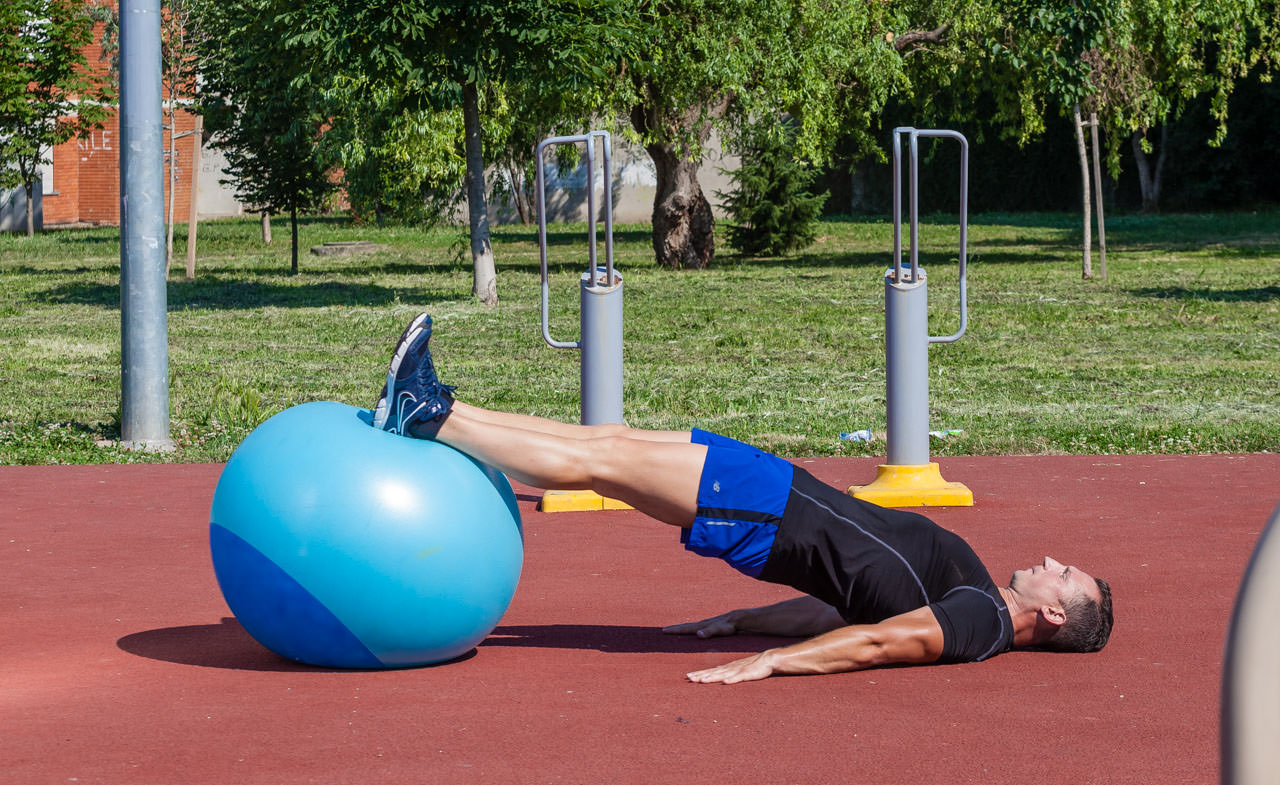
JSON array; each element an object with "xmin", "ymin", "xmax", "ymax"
[{"xmin": 3, "ymin": 455, "xmax": 1277, "ymax": 784}]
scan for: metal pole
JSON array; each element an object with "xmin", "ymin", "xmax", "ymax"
[{"xmin": 119, "ymin": 0, "xmax": 172, "ymax": 450}]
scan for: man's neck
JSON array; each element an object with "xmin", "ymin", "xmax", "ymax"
[{"xmin": 998, "ymin": 586, "xmax": 1041, "ymax": 647}]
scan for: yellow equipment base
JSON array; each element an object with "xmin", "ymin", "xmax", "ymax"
[
  {"xmin": 847, "ymin": 463, "xmax": 974, "ymax": 508},
  {"xmin": 538, "ymin": 489, "xmax": 634, "ymax": 513}
]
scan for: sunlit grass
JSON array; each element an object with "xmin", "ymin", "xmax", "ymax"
[{"xmin": 1, "ymin": 210, "xmax": 1277, "ymax": 464}]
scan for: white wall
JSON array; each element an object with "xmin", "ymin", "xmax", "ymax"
[{"xmin": 481, "ymin": 131, "xmax": 740, "ymax": 226}]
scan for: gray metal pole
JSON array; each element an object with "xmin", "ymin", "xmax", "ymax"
[
  {"xmin": 883, "ymin": 268, "xmax": 931, "ymax": 466},
  {"xmin": 119, "ymin": 0, "xmax": 172, "ymax": 450}
]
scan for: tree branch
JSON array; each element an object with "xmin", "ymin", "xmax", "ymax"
[{"xmin": 890, "ymin": 24, "xmax": 952, "ymax": 53}]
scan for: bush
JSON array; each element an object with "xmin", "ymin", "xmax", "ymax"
[{"xmin": 719, "ymin": 124, "xmax": 829, "ymax": 256}]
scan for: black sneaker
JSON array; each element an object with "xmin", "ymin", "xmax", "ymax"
[
  {"xmin": 372, "ymin": 313, "xmax": 429, "ymax": 430},
  {"xmin": 373, "ymin": 315, "xmax": 455, "ymax": 435}
]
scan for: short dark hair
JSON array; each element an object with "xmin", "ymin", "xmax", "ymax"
[{"xmin": 1043, "ymin": 577, "xmax": 1114, "ymax": 653}]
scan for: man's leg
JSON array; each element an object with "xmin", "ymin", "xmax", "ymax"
[
  {"xmin": 450, "ymin": 401, "xmax": 692, "ymax": 444},
  {"xmin": 419, "ymin": 404, "xmax": 708, "ymax": 528}
]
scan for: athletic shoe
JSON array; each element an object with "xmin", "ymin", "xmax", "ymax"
[
  {"xmin": 372, "ymin": 313, "xmax": 431, "ymax": 430},
  {"xmin": 379, "ymin": 316, "xmax": 456, "ymax": 435}
]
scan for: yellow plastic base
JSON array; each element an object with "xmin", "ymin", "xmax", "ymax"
[
  {"xmin": 847, "ymin": 463, "xmax": 974, "ymax": 508},
  {"xmin": 538, "ymin": 489, "xmax": 634, "ymax": 513}
]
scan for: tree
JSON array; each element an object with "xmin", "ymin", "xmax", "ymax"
[
  {"xmin": 718, "ymin": 122, "xmax": 829, "ymax": 257},
  {"xmin": 1121, "ymin": 0, "xmax": 1280, "ymax": 212},
  {"xmin": 280, "ymin": 0, "xmax": 634, "ymax": 304},
  {"xmin": 979, "ymin": 0, "xmax": 1279, "ymax": 275},
  {"xmin": 0, "ymin": 0, "xmax": 112, "ymax": 236},
  {"xmin": 325, "ymin": 79, "xmax": 466, "ymax": 227},
  {"xmin": 619, "ymin": 0, "xmax": 960, "ymax": 269},
  {"xmin": 195, "ymin": 0, "xmax": 335, "ymax": 274},
  {"xmin": 160, "ymin": 0, "xmax": 200, "ymax": 276}
]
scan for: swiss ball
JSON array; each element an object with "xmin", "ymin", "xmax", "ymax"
[{"xmin": 209, "ymin": 401, "xmax": 523, "ymax": 668}]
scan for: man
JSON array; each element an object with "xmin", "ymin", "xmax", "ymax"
[{"xmin": 372, "ymin": 314, "xmax": 1114, "ymax": 684}]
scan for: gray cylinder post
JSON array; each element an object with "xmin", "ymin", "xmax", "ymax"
[
  {"xmin": 579, "ymin": 267, "xmax": 624, "ymax": 425},
  {"xmin": 884, "ymin": 269, "xmax": 930, "ymax": 466},
  {"xmin": 118, "ymin": 0, "xmax": 171, "ymax": 450},
  {"xmin": 537, "ymin": 131, "xmax": 624, "ymax": 426}
]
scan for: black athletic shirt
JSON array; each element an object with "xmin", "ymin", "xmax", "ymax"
[{"xmin": 757, "ymin": 467, "xmax": 1014, "ymax": 663}]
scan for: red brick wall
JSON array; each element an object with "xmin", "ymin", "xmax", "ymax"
[
  {"xmin": 44, "ymin": 6, "xmax": 202, "ymax": 228},
  {"xmin": 44, "ymin": 108, "xmax": 200, "ymax": 227}
]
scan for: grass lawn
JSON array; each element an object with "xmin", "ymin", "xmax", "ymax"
[{"xmin": 1, "ymin": 210, "xmax": 1277, "ymax": 465}]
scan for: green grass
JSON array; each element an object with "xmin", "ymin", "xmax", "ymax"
[{"xmin": 2, "ymin": 210, "xmax": 1278, "ymax": 464}]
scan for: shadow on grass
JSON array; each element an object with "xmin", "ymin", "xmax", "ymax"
[
  {"xmin": 721, "ymin": 247, "xmax": 1067, "ymax": 270},
  {"xmin": 1128, "ymin": 285, "xmax": 1280, "ymax": 303},
  {"xmin": 491, "ymin": 227, "xmax": 655, "ymax": 247},
  {"xmin": 35, "ymin": 276, "xmax": 472, "ymax": 310}
]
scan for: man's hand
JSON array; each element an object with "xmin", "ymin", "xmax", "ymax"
[
  {"xmin": 663, "ymin": 596, "xmax": 845, "ymax": 639},
  {"xmin": 661, "ymin": 611, "xmax": 739, "ymax": 639},
  {"xmin": 685, "ymin": 651, "xmax": 778, "ymax": 684}
]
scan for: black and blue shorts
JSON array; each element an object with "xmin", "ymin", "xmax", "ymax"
[{"xmin": 681, "ymin": 428, "xmax": 794, "ymax": 578}]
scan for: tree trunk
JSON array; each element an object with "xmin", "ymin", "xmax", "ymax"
[
  {"xmin": 290, "ymin": 205, "xmax": 298, "ymax": 274},
  {"xmin": 1153, "ymin": 122, "xmax": 1168, "ymax": 210},
  {"xmin": 1073, "ymin": 106, "xmax": 1093, "ymax": 280},
  {"xmin": 185, "ymin": 115, "xmax": 202, "ymax": 280},
  {"xmin": 507, "ymin": 162, "xmax": 531, "ymax": 225},
  {"xmin": 1088, "ymin": 112, "xmax": 1107, "ymax": 280},
  {"xmin": 1132, "ymin": 123, "xmax": 1170, "ymax": 214},
  {"xmin": 261, "ymin": 211, "xmax": 272, "ymax": 244},
  {"xmin": 630, "ymin": 101, "xmax": 719, "ymax": 270},
  {"xmin": 165, "ymin": 110, "xmax": 177, "ymax": 277},
  {"xmin": 461, "ymin": 81, "xmax": 498, "ymax": 306},
  {"xmin": 24, "ymin": 180, "xmax": 35, "ymax": 237}
]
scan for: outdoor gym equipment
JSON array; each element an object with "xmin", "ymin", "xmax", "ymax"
[
  {"xmin": 849, "ymin": 127, "xmax": 973, "ymax": 507},
  {"xmin": 536, "ymin": 130, "xmax": 630, "ymax": 512}
]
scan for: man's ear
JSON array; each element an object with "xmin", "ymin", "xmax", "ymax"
[{"xmin": 1039, "ymin": 604, "xmax": 1066, "ymax": 627}]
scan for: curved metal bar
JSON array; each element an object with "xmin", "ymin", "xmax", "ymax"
[
  {"xmin": 591, "ymin": 130, "xmax": 615, "ymax": 287},
  {"xmin": 537, "ymin": 135, "xmax": 585, "ymax": 349},
  {"xmin": 914, "ymin": 129, "xmax": 968, "ymax": 344},
  {"xmin": 891, "ymin": 127, "xmax": 912, "ymax": 283}
]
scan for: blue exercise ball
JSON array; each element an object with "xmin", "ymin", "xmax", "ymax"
[{"xmin": 209, "ymin": 401, "xmax": 523, "ymax": 668}]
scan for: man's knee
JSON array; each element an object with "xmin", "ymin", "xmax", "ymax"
[{"xmin": 584, "ymin": 423, "xmax": 632, "ymax": 440}]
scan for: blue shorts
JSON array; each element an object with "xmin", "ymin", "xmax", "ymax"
[{"xmin": 681, "ymin": 429, "xmax": 794, "ymax": 578}]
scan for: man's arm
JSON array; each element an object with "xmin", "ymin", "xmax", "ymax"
[
  {"xmin": 662, "ymin": 595, "xmax": 847, "ymax": 639},
  {"xmin": 684, "ymin": 606, "xmax": 946, "ymax": 684}
]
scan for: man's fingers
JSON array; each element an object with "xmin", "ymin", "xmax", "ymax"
[
  {"xmin": 662, "ymin": 618, "xmax": 736, "ymax": 637},
  {"xmin": 686, "ymin": 654, "xmax": 773, "ymax": 684}
]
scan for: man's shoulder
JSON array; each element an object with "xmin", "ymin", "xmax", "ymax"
[{"xmin": 929, "ymin": 587, "xmax": 1014, "ymax": 663}]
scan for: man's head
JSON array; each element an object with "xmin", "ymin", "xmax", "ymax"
[{"xmin": 1010, "ymin": 557, "xmax": 1114, "ymax": 653}]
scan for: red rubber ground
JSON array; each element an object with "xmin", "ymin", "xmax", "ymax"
[{"xmin": 3, "ymin": 454, "xmax": 1277, "ymax": 784}]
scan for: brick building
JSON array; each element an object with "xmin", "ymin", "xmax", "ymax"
[{"xmin": 34, "ymin": 4, "xmax": 240, "ymax": 228}]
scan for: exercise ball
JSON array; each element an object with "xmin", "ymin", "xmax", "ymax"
[{"xmin": 209, "ymin": 401, "xmax": 523, "ymax": 668}]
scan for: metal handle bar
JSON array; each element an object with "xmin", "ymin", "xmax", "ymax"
[
  {"xmin": 891, "ymin": 127, "xmax": 968, "ymax": 344},
  {"xmin": 536, "ymin": 131, "xmax": 614, "ymax": 349}
]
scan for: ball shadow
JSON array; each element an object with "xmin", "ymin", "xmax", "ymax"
[{"xmin": 117, "ymin": 617, "xmax": 475, "ymax": 672}]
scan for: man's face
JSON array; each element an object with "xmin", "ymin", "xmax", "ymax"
[{"xmin": 1011, "ymin": 556, "xmax": 1101, "ymax": 607}]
